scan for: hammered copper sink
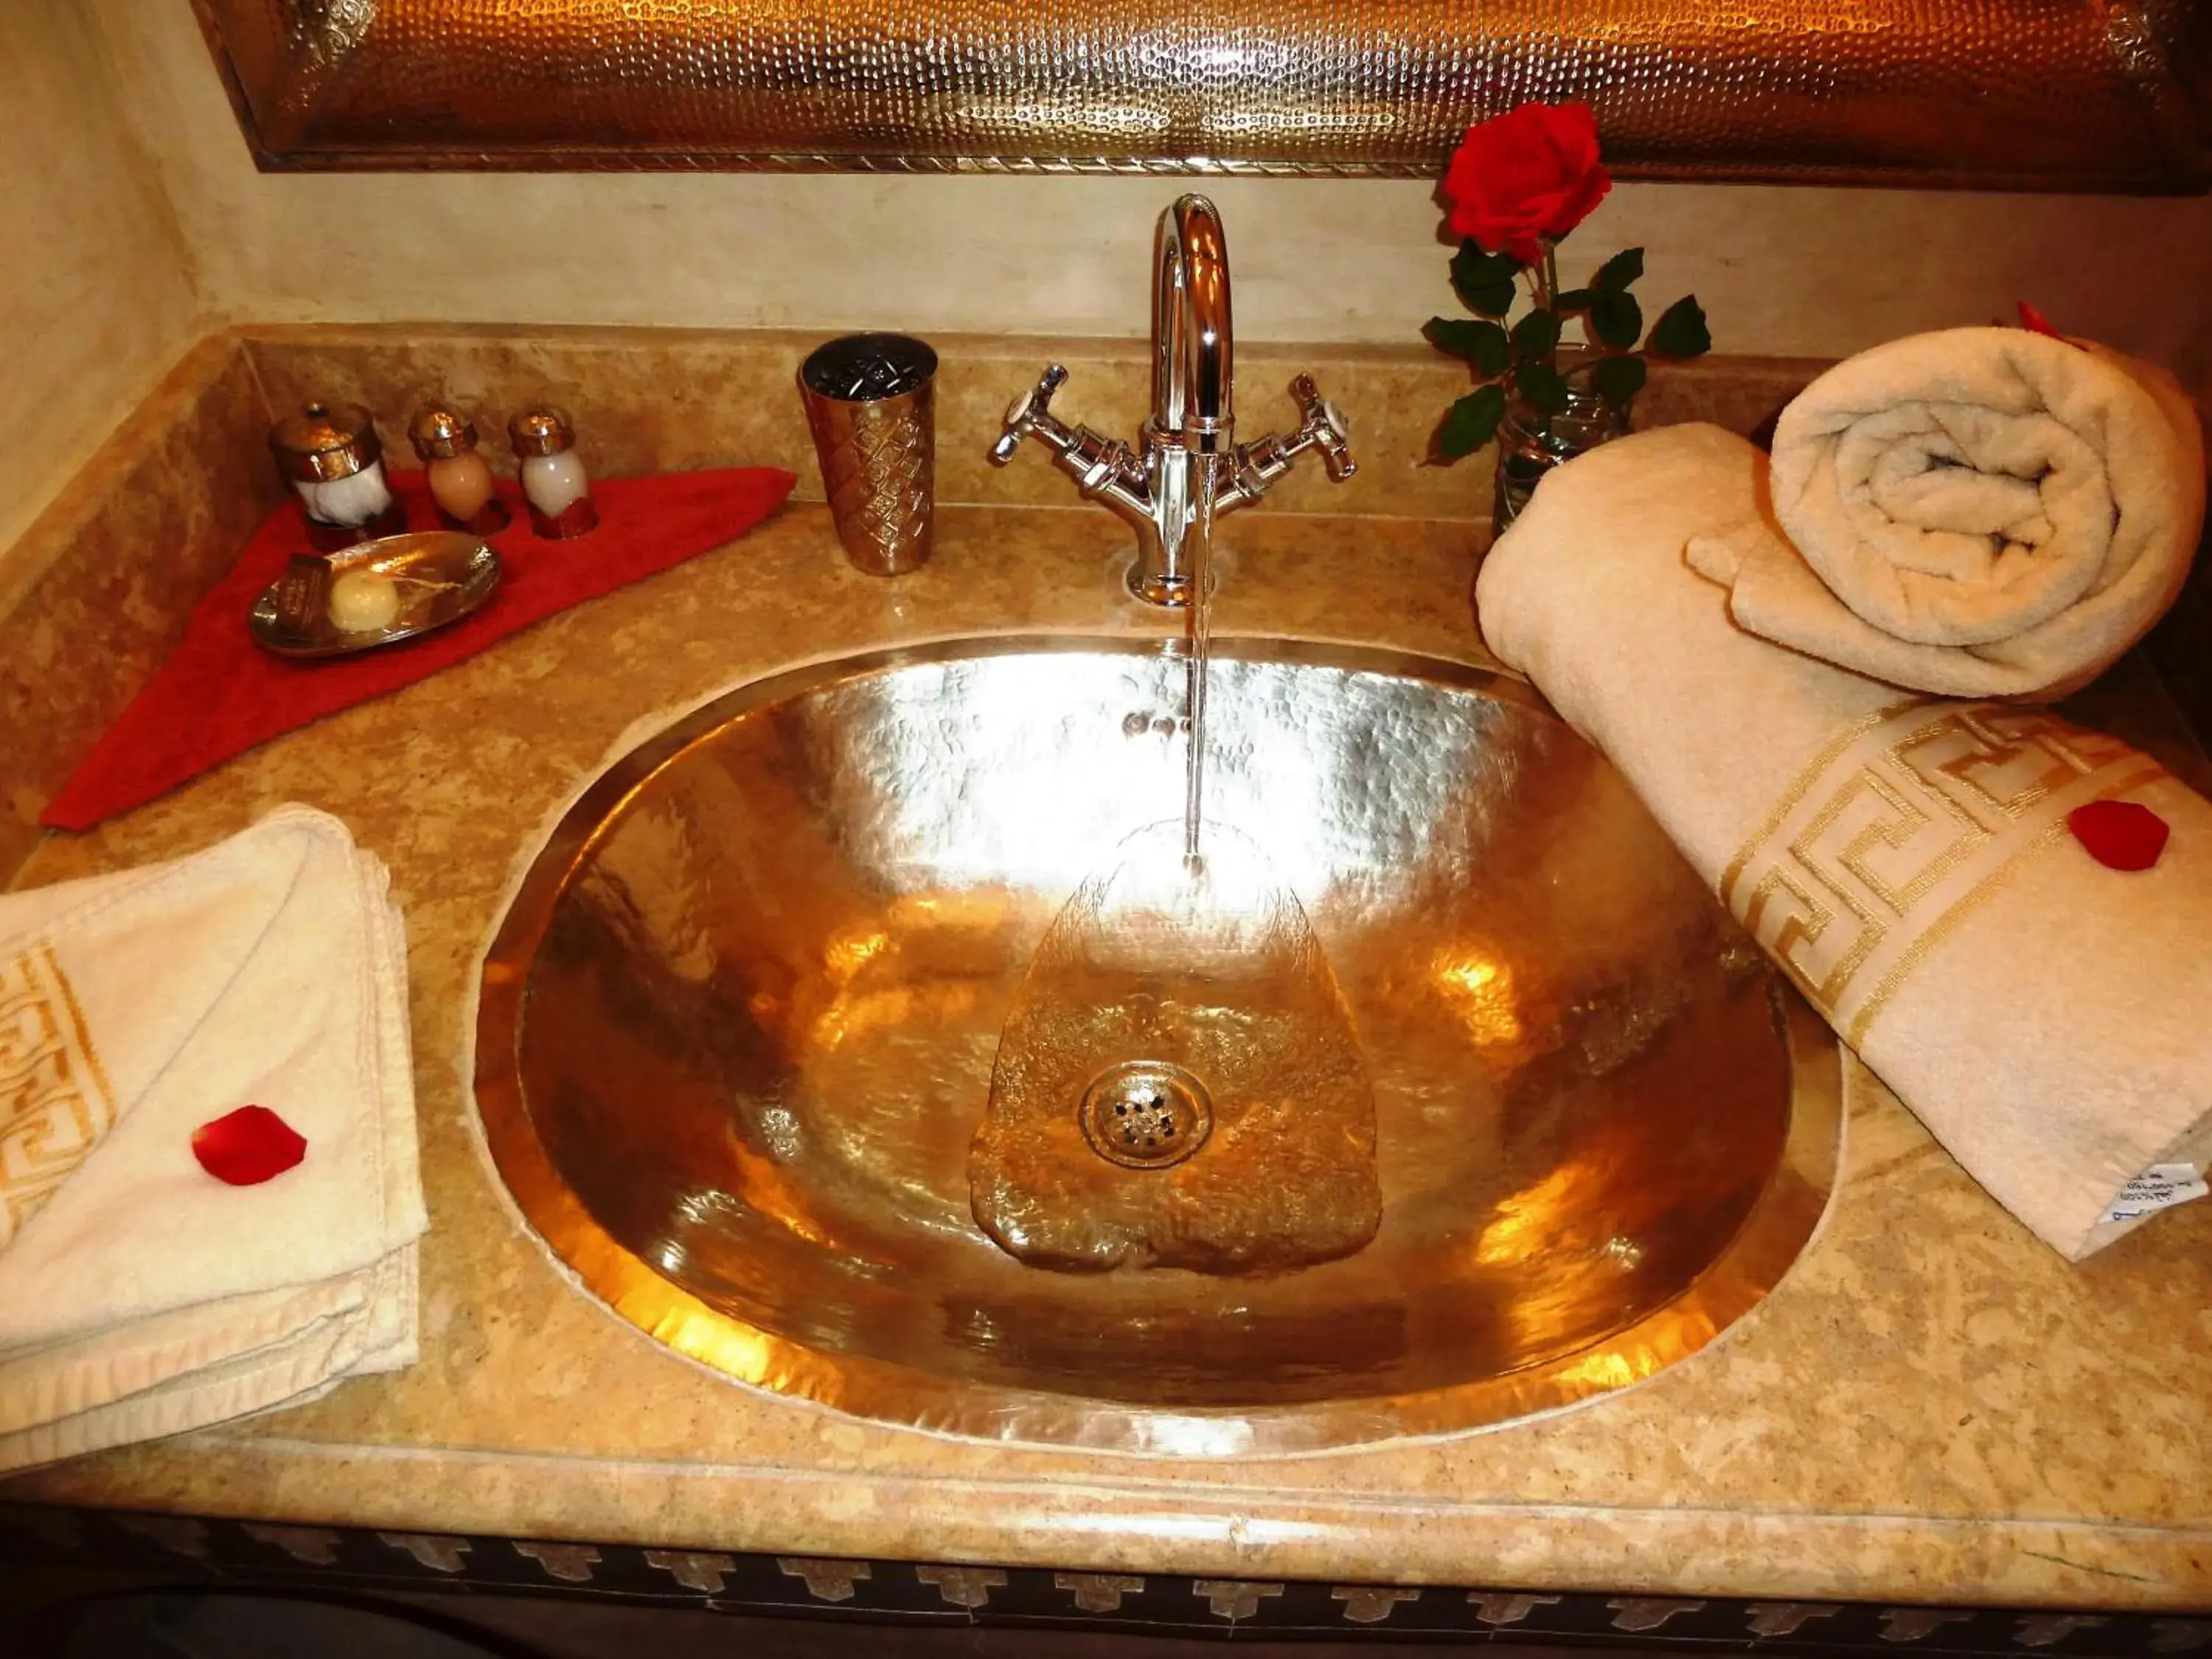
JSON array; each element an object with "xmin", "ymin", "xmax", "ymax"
[{"xmin": 473, "ymin": 636, "xmax": 1841, "ymax": 1454}]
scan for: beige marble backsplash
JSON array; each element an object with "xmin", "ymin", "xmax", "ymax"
[
  {"xmin": 242, "ymin": 324, "xmax": 1823, "ymax": 523},
  {"xmin": 0, "ymin": 338, "xmax": 282, "ymax": 880}
]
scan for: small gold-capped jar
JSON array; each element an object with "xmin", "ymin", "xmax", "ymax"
[
  {"xmin": 508, "ymin": 404, "xmax": 598, "ymax": 539},
  {"xmin": 270, "ymin": 400, "xmax": 407, "ymax": 549},
  {"xmin": 409, "ymin": 403, "xmax": 509, "ymax": 535},
  {"xmin": 406, "ymin": 403, "xmax": 473, "ymax": 461}
]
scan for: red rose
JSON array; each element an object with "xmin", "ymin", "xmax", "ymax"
[{"xmin": 1444, "ymin": 102, "xmax": 1612, "ymax": 265}]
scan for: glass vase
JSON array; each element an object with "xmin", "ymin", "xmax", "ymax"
[{"xmin": 1491, "ymin": 378, "xmax": 1632, "ymax": 530}]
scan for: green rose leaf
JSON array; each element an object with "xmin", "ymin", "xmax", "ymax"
[
  {"xmin": 1452, "ymin": 240, "xmax": 1521, "ymax": 284},
  {"xmin": 1590, "ymin": 352, "xmax": 1649, "ymax": 406},
  {"xmin": 1649, "ymin": 294, "xmax": 1713, "ymax": 358},
  {"xmin": 1450, "ymin": 242, "xmax": 1520, "ymax": 317},
  {"xmin": 1515, "ymin": 360, "xmax": 1571, "ymax": 417},
  {"xmin": 1587, "ymin": 288, "xmax": 1644, "ymax": 351},
  {"xmin": 1510, "ymin": 307, "xmax": 1562, "ymax": 361},
  {"xmin": 1593, "ymin": 247, "xmax": 1645, "ymax": 293},
  {"xmin": 1552, "ymin": 287, "xmax": 1594, "ymax": 313},
  {"xmin": 1427, "ymin": 316, "xmax": 1510, "ymax": 378},
  {"xmin": 1436, "ymin": 383, "xmax": 1508, "ymax": 460}
]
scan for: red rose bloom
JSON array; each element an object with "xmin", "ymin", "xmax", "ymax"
[{"xmin": 1444, "ymin": 102, "xmax": 1612, "ymax": 265}]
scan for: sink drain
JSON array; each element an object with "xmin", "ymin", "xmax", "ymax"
[{"xmin": 1079, "ymin": 1061, "xmax": 1213, "ymax": 1169}]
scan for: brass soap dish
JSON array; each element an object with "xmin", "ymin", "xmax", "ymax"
[{"xmin": 251, "ymin": 531, "xmax": 502, "ymax": 658}]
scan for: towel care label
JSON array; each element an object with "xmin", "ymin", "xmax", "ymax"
[{"xmin": 2104, "ymin": 1164, "xmax": 2209, "ymax": 1224}]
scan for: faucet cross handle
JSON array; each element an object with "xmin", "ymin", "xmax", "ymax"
[
  {"xmin": 990, "ymin": 364, "xmax": 1072, "ymax": 466},
  {"xmin": 1220, "ymin": 374, "xmax": 1360, "ymax": 512},
  {"xmin": 1284, "ymin": 373, "xmax": 1357, "ymax": 481}
]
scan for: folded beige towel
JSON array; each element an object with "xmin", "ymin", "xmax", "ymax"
[
  {"xmin": 0, "ymin": 806, "xmax": 423, "ymax": 1471},
  {"xmin": 1685, "ymin": 327, "xmax": 2205, "ymax": 700},
  {"xmin": 1478, "ymin": 425, "xmax": 2212, "ymax": 1259}
]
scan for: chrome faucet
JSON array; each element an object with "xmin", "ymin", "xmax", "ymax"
[{"xmin": 990, "ymin": 194, "xmax": 1357, "ymax": 608}]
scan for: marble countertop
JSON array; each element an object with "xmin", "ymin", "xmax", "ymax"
[{"xmin": 5, "ymin": 501, "xmax": 2210, "ymax": 1610}]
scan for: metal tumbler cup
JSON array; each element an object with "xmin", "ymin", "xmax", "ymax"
[{"xmin": 799, "ymin": 333, "xmax": 938, "ymax": 577}]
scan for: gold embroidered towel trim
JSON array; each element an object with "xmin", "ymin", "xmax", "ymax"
[
  {"xmin": 0, "ymin": 946, "xmax": 115, "ymax": 1250},
  {"xmin": 1721, "ymin": 701, "xmax": 2168, "ymax": 1048}
]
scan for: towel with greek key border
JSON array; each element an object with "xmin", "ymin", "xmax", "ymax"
[
  {"xmin": 1476, "ymin": 422, "xmax": 2212, "ymax": 1259},
  {"xmin": 0, "ymin": 946, "xmax": 114, "ymax": 1250},
  {"xmin": 1719, "ymin": 700, "xmax": 2165, "ymax": 1049}
]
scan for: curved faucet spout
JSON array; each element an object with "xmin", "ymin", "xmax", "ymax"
[
  {"xmin": 1152, "ymin": 195, "xmax": 1233, "ymax": 453},
  {"xmin": 987, "ymin": 194, "xmax": 1355, "ymax": 608}
]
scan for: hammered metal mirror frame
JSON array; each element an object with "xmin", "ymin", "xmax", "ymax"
[{"xmin": 195, "ymin": 0, "xmax": 2211, "ymax": 189}]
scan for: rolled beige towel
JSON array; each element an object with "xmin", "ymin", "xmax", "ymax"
[
  {"xmin": 1685, "ymin": 327, "xmax": 2205, "ymax": 700},
  {"xmin": 1478, "ymin": 424, "xmax": 2212, "ymax": 1260}
]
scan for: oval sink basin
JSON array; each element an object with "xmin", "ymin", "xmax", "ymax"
[{"xmin": 474, "ymin": 636, "xmax": 1839, "ymax": 1454}]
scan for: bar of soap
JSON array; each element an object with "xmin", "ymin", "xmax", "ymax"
[{"xmin": 327, "ymin": 569, "xmax": 401, "ymax": 633}]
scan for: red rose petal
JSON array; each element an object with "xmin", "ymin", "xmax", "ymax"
[
  {"xmin": 191, "ymin": 1105, "xmax": 307, "ymax": 1186},
  {"xmin": 2067, "ymin": 799, "xmax": 2170, "ymax": 872}
]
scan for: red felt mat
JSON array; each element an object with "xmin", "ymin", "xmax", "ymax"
[{"xmin": 44, "ymin": 467, "xmax": 796, "ymax": 830}]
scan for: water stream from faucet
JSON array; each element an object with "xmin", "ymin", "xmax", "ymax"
[
  {"xmin": 967, "ymin": 461, "xmax": 1382, "ymax": 1274},
  {"xmin": 1182, "ymin": 458, "xmax": 1220, "ymax": 867}
]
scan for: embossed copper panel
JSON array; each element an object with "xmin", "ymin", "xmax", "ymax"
[
  {"xmin": 192, "ymin": 0, "xmax": 2211, "ymax": 187},
  {"xmin": 473, "ymin": 637, "xmax": 1843, "ymax": 1453}
]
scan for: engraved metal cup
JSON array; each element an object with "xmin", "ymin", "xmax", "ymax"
[{"xmin": 799, "ymin": 333, "xmax": 939, "ymax": 577}]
